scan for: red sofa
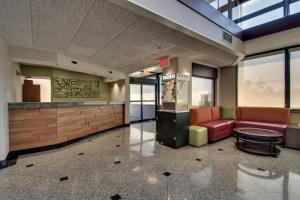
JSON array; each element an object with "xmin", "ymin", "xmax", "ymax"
[{"xmin": 190, "ymin": 107, "xmax": 290, "ymax": 143}]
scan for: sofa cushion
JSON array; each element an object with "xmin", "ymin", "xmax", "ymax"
[
  {"xmin": 238, "ymin": 107, "xmax": 290, "ymax": 124},
  {"xmin": 190, "ymin": 108, "xmax": 212, "ymax": 125},
  {"xmin": 211, "ymin": 107, "xmax": 221, "ymax": 121},
  {"xmin": 235, "ymin": 120, "xmax": 287, "ymax": 134},
  {"xmin": 199, "ymin": 120, "xmax": 235, "ymax": 133},
  {"xmin": 221, "ymin": 107, "xmax": 236, "ymax": 120}
]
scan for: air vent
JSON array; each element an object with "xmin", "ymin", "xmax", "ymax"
[{"xmin": 223, "ymin": 31, "xmax": 232, "ymax": 44}]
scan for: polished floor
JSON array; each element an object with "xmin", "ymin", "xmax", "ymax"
[{"xmin": 1, "ymin": 121, "xmax": 300, "ymax": 200}]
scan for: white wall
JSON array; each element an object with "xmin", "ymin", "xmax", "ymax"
[
  {"xmin": 0, "ymin": 38, "xmax": 10, "ymax": 161},
  {"xmin": 5, "ymin": 62, "xmax": 20, "ymax": 103},
  {"xmin": 0, "ymin": 37, "xmax": 20, "ymax": 161}
]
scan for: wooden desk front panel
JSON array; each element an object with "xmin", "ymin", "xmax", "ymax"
[{"xmin": 9, "ymin": 105, "xmax": 124, "ymax": 151}]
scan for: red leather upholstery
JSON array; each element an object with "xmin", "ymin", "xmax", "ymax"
[
  {"xmin": 199, "ymin": 120, "xmax": 235, "ymax": 133},
  {"xmin": 235, "ymin": 120, "xmax": 287, "ymax": 134},
  {"xmin": 237, "ymin": 107, "xmax": 290, "ymax": 124},
  {"xmin": 190, "ymin": 108, "xmax": 212, "ymax": 125},
  {"xmin": 189, "ymin": 106, "xmax": 290, "ymax": 143},
  {"xmin": 208, "ymin": 129, "xmax": 233, "ymax": 142},
  {"xmin": 190, "ymin": 107, "xmax": 235, "ymax": 142},
  {"xmin": 211, "ymin": 107, "xmax": 221, "ymax": 121}
]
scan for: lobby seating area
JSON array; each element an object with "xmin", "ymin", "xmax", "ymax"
[{"xmin": 190, "ymin": 107, "xmax": 290, "ymax": 143}]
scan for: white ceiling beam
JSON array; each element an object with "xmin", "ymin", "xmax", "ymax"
[
  {"xmin": 8, "ymin": 46, "xmax": 125, "ymax": 79},
  {"xmin": 109, "ymin": 0, "xmax": 245, "ymax": 58}
]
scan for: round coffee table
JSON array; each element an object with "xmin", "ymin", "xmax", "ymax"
[{"xmin": 234, "ymin": 128, "xmax": 283, "ymax": 157}]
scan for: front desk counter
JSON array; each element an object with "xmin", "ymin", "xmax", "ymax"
[{"xmin": 8, "ymin": 101, "xmax": 124, "ymax": 151}]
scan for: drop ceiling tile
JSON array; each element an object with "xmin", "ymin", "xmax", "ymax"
[
  {"xmin": 123, "ymin": 48, "xmax": 153, "ymax": 60},
  {"xmin": 160, "ymin": 46, "xmax": 195, "ymax": 58},
  {"xmin": 156, "ymin": 29, "xmax": 192, "ymax": 46},
  {"xmin": 179, "ymin": 37, "xmax": 209, "ymax": 52},
  {"xmin": 0, "ymin": 0, "xmax": 32, "ymax": 48},
  {"xmin": 0, "ymin": 0, "xmax": 30, "ymax": 19},
  {"xmin": 67, "ymin": 0, "xmax": 139, "ymax": 57},
  {"xmin": 32, "ymin": 26, "xmax": 75, "ymax": 51},
  {"xmin": 87, "ymin": 41, "xmax": 133, "ymax": 65},
  {"xmin": 31, "ymin": 0, "xmax": 93, "ymax": 51},
  {"xmin": 138, "ymin": 39, "xmax": 175, "ymax": 53},
  {"xmin": 30, "ymin": 0, "xmax": 93, "ymax": 16},
  {"xmin": 112, "ymin": 17, "xmax": 170, "ymax": 48}
]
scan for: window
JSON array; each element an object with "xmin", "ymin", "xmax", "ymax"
[
  {"xmin": 232, "ymin": 0, "xmax": 283, "ymax": 20},
  {"xmin": 238, "ymin": 52, "xmax": 285, "ymax": 107},
  {"xmin": 289, "ymin": 0, "xmax": 300, "ymax": 15},
  {"xmin": 290, "ymin": 49, "xmax": 300, "ymax": 109},
  {"xmin": 205, "ymin": 0, "xmax": 290, "ymax": 30},
  {"xmin": 237, "ymin": 7, "xmax": 284, "ymax": 29},
  {"xmin": 192, "ymin": 77, "xmax": 214, "ymax": 107},
  {"xmin": 27, "ymin": 77, "xmax": 51, "ymax": 102}
]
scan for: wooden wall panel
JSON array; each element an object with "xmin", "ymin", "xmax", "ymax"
[{"xmin": 9, "ymin": 105, "xmax": 124, "ymax": 151}]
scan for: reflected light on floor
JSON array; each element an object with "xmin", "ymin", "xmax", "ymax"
[{"xmin": 132, "ymin": 166, "xmax": 141, "ymax": 172}]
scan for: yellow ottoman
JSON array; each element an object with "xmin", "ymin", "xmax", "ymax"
[{"xmin": 189, "ymin": 126, "xmax": 208, "ymax": 147}]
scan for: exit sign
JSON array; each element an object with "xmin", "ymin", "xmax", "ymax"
[{"xmin": 160, "ymin": 56, "xmax": 169, "ymax": 68}]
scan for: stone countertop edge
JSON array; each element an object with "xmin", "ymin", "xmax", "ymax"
[{"xmin": 8, "ymin": 101, "xmax": 125, "ymax": 109}]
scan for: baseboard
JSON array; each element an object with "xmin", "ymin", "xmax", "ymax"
[{"xmin": 0, "ymin": 160, "xmax": 7, "ymax": 169}]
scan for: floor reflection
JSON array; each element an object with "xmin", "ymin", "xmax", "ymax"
[
  {"xmin": 1, "ymin": 121, "xmax": 300, "ymax": 200},
  {"xmin": 129, "ymin": 122, "xmax": 156, "ymax": 157}
]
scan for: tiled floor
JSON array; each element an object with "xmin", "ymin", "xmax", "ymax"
[{"xmin": 1, "ymin": 121, "xmax": 300, "ymax": 200}]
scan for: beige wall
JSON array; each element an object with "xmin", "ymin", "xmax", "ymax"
[
  {"xmin": 109, "ymin": 80, "xmax": 125, "ymax": 102},
  {"xmin": 220, "ymin": 66, "xmax": 237, "ymax": 107},
  {"xmin": 21, "ymin": 65, "xmax": 110, "ymax": 102},
  {"xmin": 245, "ymin": 27, "xmax": 300, "ymax": 55},
  {"xmin": 290, "ymin": 112, "xmax": 300, "ymax": 125}
]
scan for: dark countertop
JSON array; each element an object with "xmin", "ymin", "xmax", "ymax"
[{"xmin": 8, "ymin": 101, "xmax": 124, "ymax": 109}]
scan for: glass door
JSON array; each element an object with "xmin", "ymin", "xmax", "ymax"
[
  {"xmin": 142, "ymin": 84, "xmax": 156, "ymax": 120},
  {"xmin": 130, "ymin": 83, "xmax": 157, "ymax": 122},
  {"xmin": 130, "ymin": 84, "xmax": 142, "ymax": 122}
]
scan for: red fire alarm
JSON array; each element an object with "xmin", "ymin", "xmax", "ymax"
[{"xmin": 160, "ymin": 56, "xmax": 169, "ymax": 68}]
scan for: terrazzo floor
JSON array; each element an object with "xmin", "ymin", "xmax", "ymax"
[{"xmin": 1, "ymin": 121, "xmax": 300, "ymax": 200}]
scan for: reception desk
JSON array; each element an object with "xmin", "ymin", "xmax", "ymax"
[{"xmin": 8, "ymin": 102, "xmax": 124, "ymax": 151}]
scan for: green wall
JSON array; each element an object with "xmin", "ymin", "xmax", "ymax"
[{"xmin": 21, "ymin": 65, "xmax": 110, "ymax": 102}]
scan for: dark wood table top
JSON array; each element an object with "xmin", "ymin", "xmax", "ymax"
[{"xmin": 234, "ymin": 128, "xmax": 283, "ymax": 137}]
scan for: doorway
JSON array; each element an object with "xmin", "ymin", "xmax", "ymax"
[{"xmin": 130, "ymin": 78, "xmax": 157, "ymax": 122}]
